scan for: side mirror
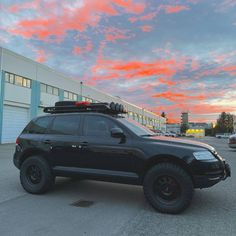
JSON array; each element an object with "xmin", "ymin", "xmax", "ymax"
[{"xmin": 111, "ymin": 128, "xmax": 125, "ymax": 138}]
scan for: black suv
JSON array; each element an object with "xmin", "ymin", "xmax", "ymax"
[{"xmin": 13, "ymin": 101, "xmax": 231, "ymax": 214}]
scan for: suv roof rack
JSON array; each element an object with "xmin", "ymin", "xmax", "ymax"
[{"xmin": 43, "ymin": 101, "xmax": 127, "ymax": 115}]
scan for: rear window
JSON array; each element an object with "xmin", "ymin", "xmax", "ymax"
[
  {"xmin": 49, "ymin": 115, "xmax": 80, "ymax": 135},
  {"xmin": 24, "ymin": 116, "xmax": 53, "ymax": 134}
]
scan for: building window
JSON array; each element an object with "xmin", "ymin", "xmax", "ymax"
[
  {"xmin": 64, "ymin": 91, "xmax": 69, "ymax": 98},
  {"xmin": 47, "ymin": 85, "xmax": 53, "ymax": 94},
  {"xmin": 40, "ymin": 83, "xmax": 47, "ymax": 93},
  {"xmin": 5, "ymin": 72, "xmax": 10, "ymax": 83},
  {"xmin": 5, "ymin": 72, "xmax": 31, "ymax": 88},
  {"xmin": 15, "ymin": 75, "xmax": 23, "ymax": 86},
  {"xmin": 53, "ymin": 87, "xmax": 59, "ymax": 96},
  {"xmin": 40, "ymin": 83, "xmax": 59, "ymax": 96},
  {"xmin": 73, "ymin": 94, "xmax": 77, "ymax": 100},
  {"xmin": 9, "ymin": 74, "xmax": 14, "ymax": 84},
  {"xmin": 64, "ymin": 90, "xmax": 78, "ymax": 100}
]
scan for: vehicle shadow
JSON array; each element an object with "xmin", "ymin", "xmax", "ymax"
[
  {"xmin": 49, "ymin": 177, "xmax": 235, "ymax": 215},
  {"xmin": 51, "ymin": 177, "xmax": 146, "ymax": 209}
]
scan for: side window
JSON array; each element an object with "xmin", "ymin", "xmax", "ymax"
[
  {"xmin": 27, "ymin": 117, "xmax": 52, "ymax": 134},
  {"xmin": 83, "ymin": 116, "xmax": 119, "ymax": 137},
  {"xmin": 50, "ymin": 115, "xmax": 80, "ymax": 135}
]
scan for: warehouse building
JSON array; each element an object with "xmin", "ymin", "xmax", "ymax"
[{"xmin": 0, "ymin": 47, "xmax": 166, "ymax": 143}]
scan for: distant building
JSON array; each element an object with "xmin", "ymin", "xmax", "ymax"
[
  {"xmin": 181, "ymin": 112, "xmax": 189, "ymax": 125},
  {"xmin": 166, "ymin": 123, "xmax": 181, "ymax": 134},
  {"xmin": 186, "ymin": 129, "xmax": 205, "ymax": 138},
  {"xmin": 187, "ymin": 123, "xmax": 211, "ymax": 137},
  {"xmin": 189, "ymin": 122, "xmax": 212, "ymax": 130}
]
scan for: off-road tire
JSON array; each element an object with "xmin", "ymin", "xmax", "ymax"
[
  {"xmin": 143, "ymin": 163, "xmax": 194, "ymax": 214},
  {"xmin": 20, "ymin": 156, "xmax": 55, "ymax": 194}
]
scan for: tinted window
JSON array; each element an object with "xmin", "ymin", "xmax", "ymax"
[
  {"xmin": 27, "ymin": 117, "xmax": 52, "ymax": 134},
  {"xmin": 83, "ymin": 116, "xmax": 118, "ymax": 137},
  {"xmin": 50, "ymin": 115, "xmax": 80, "ymax": 135},
  {"xmin": 117, "ymin": 118, "xmax": 154, "ymax": 136}
]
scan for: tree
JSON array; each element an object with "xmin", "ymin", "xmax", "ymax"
[
  {"xmin": 161, "ymin": 112, "xmax": 166, "ymax": 118},
  {"xmin": 180, "ymin": 123, "xmax": 189, "ymax": 134},
  {"xmin": 161, "ymin": 112, "xmax": 168, "ymax": 123},
  {"xmin": 205, "ymin": 123, "xmax": 215, "ymax": 136},
  {"xmin": 215, "ymin": 112, "xmax": 234, "ymax": 133}
]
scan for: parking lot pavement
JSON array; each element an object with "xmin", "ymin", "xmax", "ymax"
[{"xmin": 0, "ymin": 138, "xmax": 235, "ymax": 236}]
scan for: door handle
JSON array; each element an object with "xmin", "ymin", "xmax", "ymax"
[{"xmin": 43, "ymin": 140, "xmax": 51, "ymax": 145}]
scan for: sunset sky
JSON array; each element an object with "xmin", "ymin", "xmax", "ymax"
[{"xmin": 1, "ymin": 0, "xmax": 236, "ymax": 123}]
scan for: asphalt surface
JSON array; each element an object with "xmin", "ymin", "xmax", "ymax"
[{"xmin": 0, "ymin": 137, "xmax": 235, "ymax": 236}]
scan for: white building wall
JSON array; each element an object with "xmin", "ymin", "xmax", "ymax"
[
  {"xmin": 4, "ymin": 83, "xmax": 31, "ymax": 105},
  {"xmin": 40, "ymin": 92, "xmax": 59, "ymax": 107},
  {"xmin": 2, "ymin": 49, "xmax": 37, "ymax": 80},
  {"xmin": 37, "ymin": 66, "xmax": 80, "ymax": 93}
]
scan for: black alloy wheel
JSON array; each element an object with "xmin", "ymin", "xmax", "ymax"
[
  {"xmin": 26, "ymin": 165, "xmax": 42, "ymax": 185},
  {"xmin": 153, "ymin": 175, "xmax": 181, "ymax": 202}
]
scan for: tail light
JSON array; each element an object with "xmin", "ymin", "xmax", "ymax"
[{"xmin": 16, "ymin": 137, "xmax": 20, "ymax": 145}]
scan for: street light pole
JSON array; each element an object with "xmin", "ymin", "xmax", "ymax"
[{"xmin": 80, "ymin": 81, "xmax": 83, "ymax": 101}]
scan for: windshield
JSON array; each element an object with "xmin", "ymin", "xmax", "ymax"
[{"xmin": 117, "ymin": 118, "xmax": 155, "ymax": 136}]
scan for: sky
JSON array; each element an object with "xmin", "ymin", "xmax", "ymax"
[{"xmin": 0, "ymin": 0, "xmax": 236, "ymax": 123}]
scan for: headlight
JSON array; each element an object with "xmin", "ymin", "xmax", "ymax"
[{"xmin": 193, "ymin": 151, "xmax": 216, "ymax": 161}]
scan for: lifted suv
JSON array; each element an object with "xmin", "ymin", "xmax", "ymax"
[{"xmin": 14, "ymin": 101, "xmax": 231, "ymax": 214}]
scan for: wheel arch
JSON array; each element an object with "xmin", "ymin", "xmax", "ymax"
[
  {"xmin": 141, "ymin": 154, "xmax": 194, "ymax": 183},
  {"xmin": 19, "ymin": 148, "xmax": 49, "ymax": 168}
]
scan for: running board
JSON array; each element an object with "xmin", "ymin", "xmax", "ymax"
[{"xmin": 53, "ymin": 166, "xmax": 140, "ymax": 184}]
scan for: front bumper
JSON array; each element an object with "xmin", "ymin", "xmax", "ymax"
[{"xmin": 193, "ymin": 160, "xmax": 231, "ymax": 189}]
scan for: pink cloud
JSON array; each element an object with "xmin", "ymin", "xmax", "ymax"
[
  {"xmin": 199, "ymin": 63, "xmax": 236, "ymax": 77},
  {"xmin": 159, "ymin": 78, "xmax": 176, "ymax": 86},
  {"xmin": 34, "ymin": 49, "xmax": 47, "ymax": 63},
  {"xmin": 162, "ymin": 5, "xmax": 190, "ymax": 14},
  {"xmin": 104, "ymin": 27, "xmax": 133, "ymax": 42},
  {"xmin": 140, "ymin": 25, "xmax": 153, "ymax": 32},
  {"xmin": 152, "ymin": 91, "xmax": 206, "ymax": 102},
  {"xmin": 73, "ymin": 41, "xmax": 93, "ymax": 56},
  {"xmin": 9, "ymin": 0, "xmax": 146, "ymax": 42},
  {"xmin": 92, "ymin": 58, "xmax": 186, "ymax": 82},
  {"xmin": 9, "ymin": 0, "xmax": 40, "ymax": 13},
  {"xmin": 73, "ymin": 46, "xmax": 82, "ymax": 55},
  {"xmin": 129, "ymin": 11, "xmax": 158, "ymax": 23}
]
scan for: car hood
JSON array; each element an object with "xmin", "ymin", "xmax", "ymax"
[{"xmin": 143, "ymin": 136, "xmax": 215, "ymax": 152}]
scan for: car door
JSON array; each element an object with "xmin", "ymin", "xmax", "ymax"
[
  {"xmin": 43, "ymin": 114, "xmax": 82, "ymax": 167},
  {"xmin": 78, "ymin": 114, "xmax": 139, "ymax": 173}
]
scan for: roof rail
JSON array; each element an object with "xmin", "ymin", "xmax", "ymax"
[{"xmin": 43, "ymin": 101, "xmax": 127, "ymax": 115}]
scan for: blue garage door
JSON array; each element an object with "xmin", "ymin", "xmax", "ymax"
[{"xmin": 2, "ymin": 105, "xmax": 29, "ymax": 143}]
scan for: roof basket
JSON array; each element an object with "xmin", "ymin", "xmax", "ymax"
[{"xmin": 43, "ymin": 101, "xmax": 127, "ymax": 115}]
